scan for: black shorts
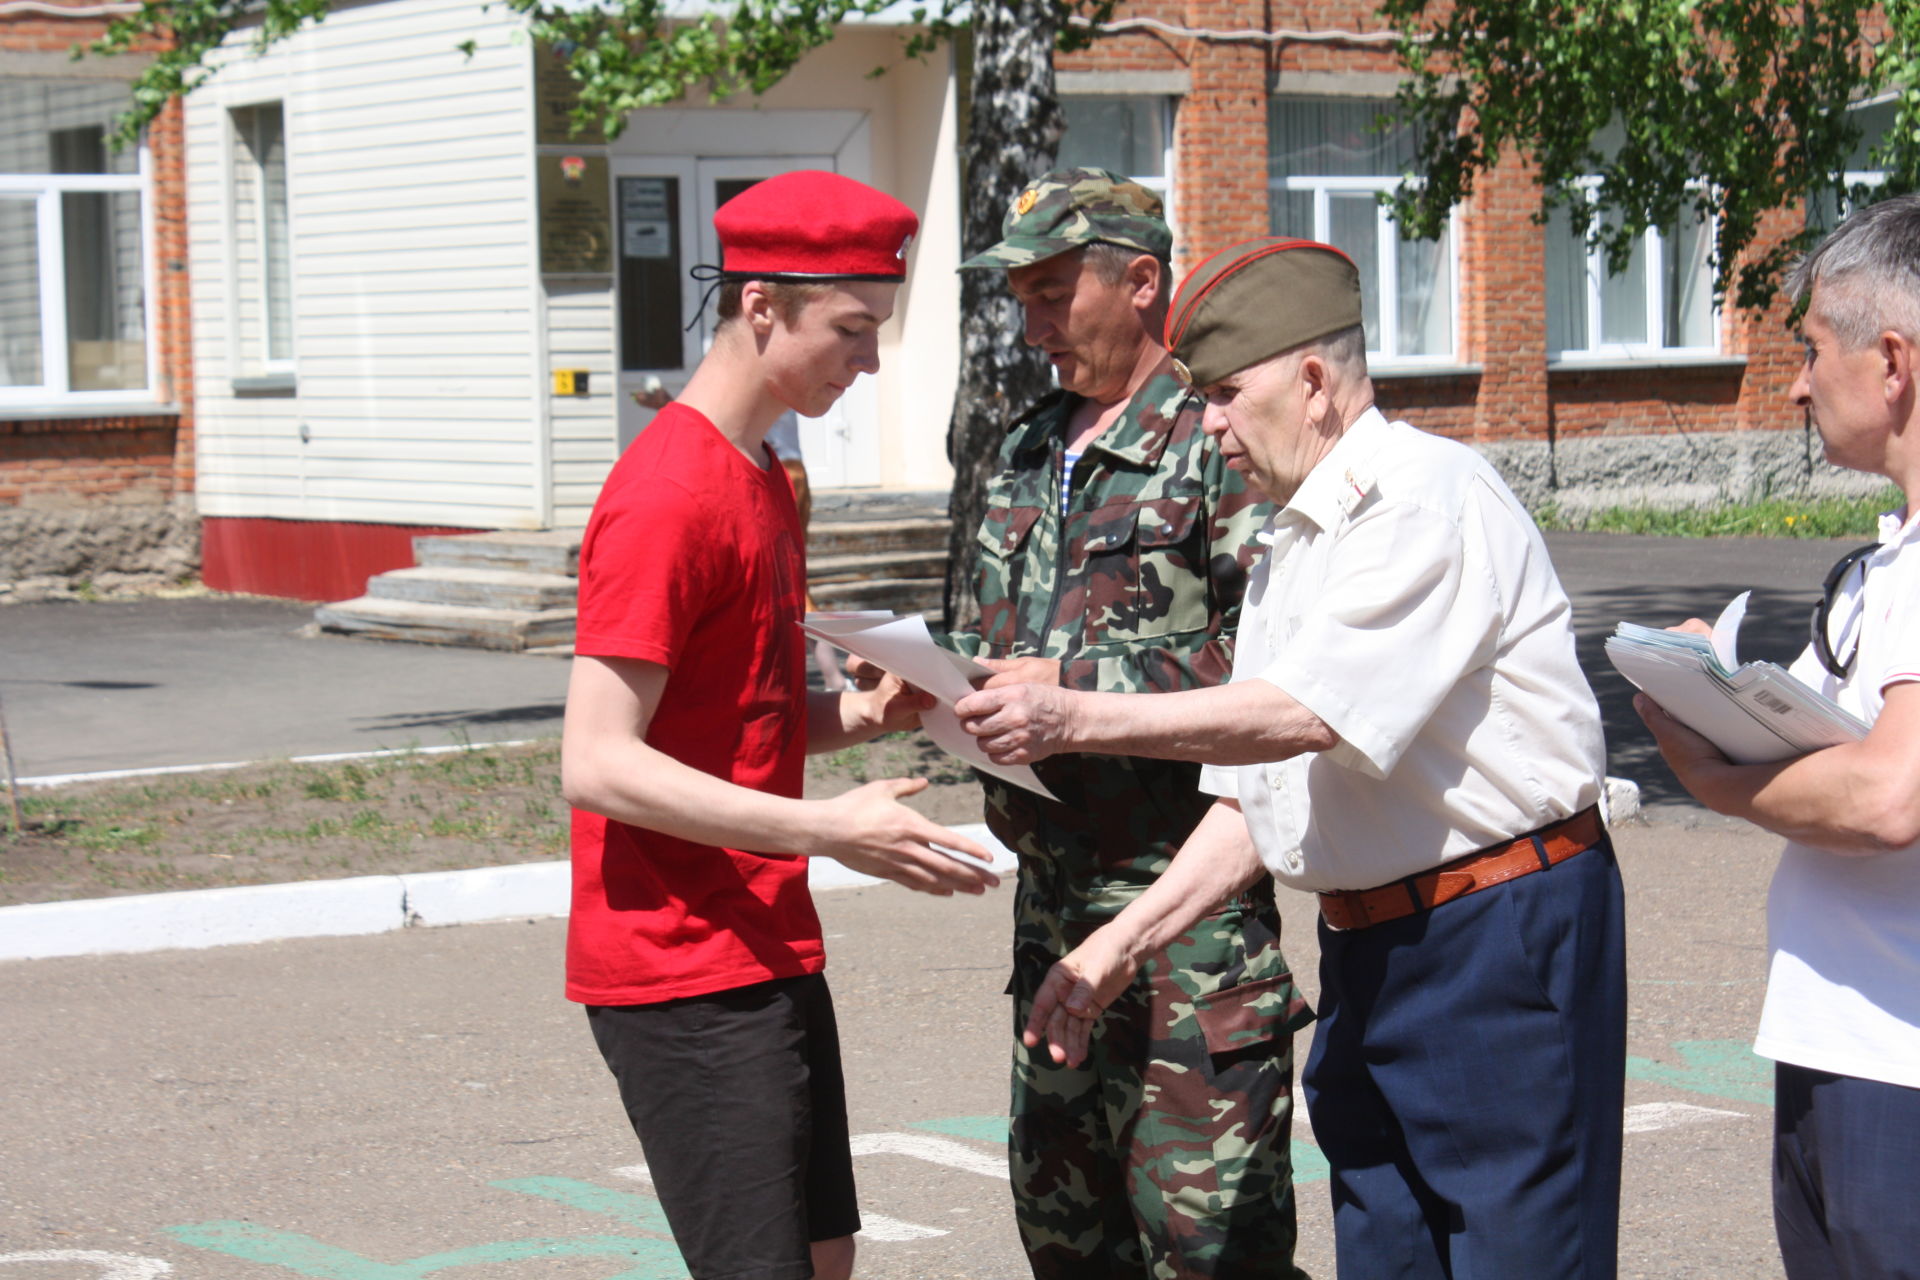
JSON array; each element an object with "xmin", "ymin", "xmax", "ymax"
[{"xmin": 587, "ymin": 972, "xmax": 860, "ymax": 1280}]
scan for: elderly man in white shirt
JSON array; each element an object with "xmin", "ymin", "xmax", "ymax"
[{"xmin": 957, "ymin": 237, "xmax": 1625, "ymax": 1280}]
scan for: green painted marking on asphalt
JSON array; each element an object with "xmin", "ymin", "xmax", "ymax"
[
  {"xmin": 909, "ymin": 1114, "xmax": 1008, "ymax": 1142},
  {"xmin": 1290, "ymin": 1140, "xmax": 1329, "ymax": 1185},
  {"xmin": 491, "ymin": 1177, "xmax": 674, "ymax": 1237},
  {"xmin": 165, "ymin": 1221, "xmax": 686, "ymax": 1278},
  {"xmin": 1626, "ymin": 1038, "xmax": 1774, "ymax": 1106}
]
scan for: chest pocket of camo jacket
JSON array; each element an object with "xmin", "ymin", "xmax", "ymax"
[
  {"xmin": 973, "ymin": 498, "xmax": 1044, "ymax": 653},
  {"xmin": 1076, "ymin": 495, "xmax": 1209, "ymax": 646}
]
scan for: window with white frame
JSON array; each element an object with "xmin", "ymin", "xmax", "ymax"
[
  {"xmin": 228, "ymin": 102, "xmax": 293, "ymax": 374},
  {"xmin": 0, "ymin": 79, "xmax": 152, "ymax": 402},
  {"xmin": 1268, "ymin": 95, "xmax": 1455, "ymax": 365},
  {"xmin": 1546, "ymin": 185, "xmax": 1717, "ymax": 357},
  {"xmin": 1059, "ymin": 95, "xmax": 1174, "ymax": 206},
  {"xmin": 1808, "ymin": 97, "xmax": 1894, "ymax": 232}
]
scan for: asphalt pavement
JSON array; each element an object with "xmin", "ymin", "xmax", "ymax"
[
  {"xmin": 0, "ymin": 596, "xmax": 571, "ymax": 780},
  {"xmin": 0, "ymin": 824, "xmax": 1787, "ymax": 1279},
  {"xmin": 0, "ymin": 531, "xmax": 1856, "ymax": 787}
]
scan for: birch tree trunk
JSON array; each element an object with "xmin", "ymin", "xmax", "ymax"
[{"xmin": 941, "ymin": 0, "xmax": 1062, "ymax": 631}]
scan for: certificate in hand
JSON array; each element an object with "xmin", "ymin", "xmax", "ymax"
[
  {"xmin": 1604, "ymin": 591, "xmax": 1870, "ymax": 764},
  {"xmin": 801, "ymin": 612, "xmax": 1060, "ymax": 801}
]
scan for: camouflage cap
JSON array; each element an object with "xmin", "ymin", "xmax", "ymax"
[{"xmin": 958, "ymin": 167, "xmax": 1173, "ymax": 270}]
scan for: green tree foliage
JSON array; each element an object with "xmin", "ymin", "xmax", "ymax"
[
  {"xmin": 87, "ymin": 0, "xmax": 1112, "ymax": 145},
  {"xmin": 1380, "ymin": 0, "xmax": 1920, "ymax": 310}
]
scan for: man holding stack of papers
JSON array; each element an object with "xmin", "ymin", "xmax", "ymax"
[{"xmin": 1635, "ymin": 196, "xmax": 1920, "ymax": 1280}]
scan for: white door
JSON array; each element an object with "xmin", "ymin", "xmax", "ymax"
[{"xmin": 613, "ymin": 154, "xmax": 878, "ymax": 487}]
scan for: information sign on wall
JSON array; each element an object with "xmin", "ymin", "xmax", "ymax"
[{"xmin": 538, "ymin": 153, "xmax": 612, "ymax": 275}]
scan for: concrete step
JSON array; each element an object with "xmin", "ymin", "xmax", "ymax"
[
  {"xmin": 413, "ymin": 530, "xmax": 580, "ymax": 577},
  {"xmin": 812, "ymin": 488, "xmax": 949, "ymax": 524},
  {"xmin": 808, "ymin": 516, "xmax": 950, "ymax": 559},
  {"xmin": 314, "ymin": 597, "xmax": 576, "ymax": 651},
  {"xmin": 807, "ymin": 549, "xmax": 947, "ymax": 585},
  {"xmin": 366, "ymin": 566, "xmax": 577, "ymax": 611},
  {"xmin": 809, "ymin": 576, "xmax": 945, "ymax": 615}
]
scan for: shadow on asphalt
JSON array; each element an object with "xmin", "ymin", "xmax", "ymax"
[
  {"xmin": 1574, "ymin": 584, "xmax": 1816, "ymax": 808},
  {"xmin": 354, "ymin": 702, "xmax": 568, "ymax": 731}
]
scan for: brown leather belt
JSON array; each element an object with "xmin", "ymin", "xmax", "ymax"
[{"xmin": 1317, "ymin": 806, "xmax": 1603, "ymax": 931}]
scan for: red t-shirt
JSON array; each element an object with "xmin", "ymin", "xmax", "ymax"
[{"xmin": 564, "ymin": 403, "xmax": 822, "ymax": 1006}]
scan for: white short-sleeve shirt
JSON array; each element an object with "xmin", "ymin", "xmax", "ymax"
[
  {"xmin": 1200, "ymin": 408, "xmax": 1605, "ymax": 892},
  {"xmin": 1755, "ymin": 508, "xmax": 1920, "ymax": 1089}
]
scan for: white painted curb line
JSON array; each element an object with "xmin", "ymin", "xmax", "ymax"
[
  {"xmin": 0, "ymin": 825, "xmax": 1018, "ymax": 963},
  {"xmin": 1, "ymin": 780, "xmax": 1643, "ymax": 964}
]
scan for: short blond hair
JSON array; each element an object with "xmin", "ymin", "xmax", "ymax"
[{"xmin": 715, "ymin": 279, "xmax": 834, "ymax": 327}]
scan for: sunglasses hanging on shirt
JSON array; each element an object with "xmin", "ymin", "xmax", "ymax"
[{"xmin": 1810, "ymin": 541, "xmax": 1881, "ymax": 679}]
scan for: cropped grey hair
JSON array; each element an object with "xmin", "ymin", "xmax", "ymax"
[
  {"xmin": 1081, "ymin": 241, "xmax": 1172, "ymax": 303},
  {"xmin": 1786, "ymin": 193, "xmax": 1920, "ymax": 350},
  {"xmin": 1315, "ymin": 323, "xmax": 1369, "ymax": 378}
]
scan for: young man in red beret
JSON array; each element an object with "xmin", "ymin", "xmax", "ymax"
[{"xmin": 562, "ymin": 170, "xmax": 998, "ymax": 1280}]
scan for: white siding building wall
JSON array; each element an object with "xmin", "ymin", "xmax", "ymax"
[
  {"xmin": 544, "ymin": 280, "xmax": 615, "ymax": 527},
  {"xmin": 186, "ymin": 0, "xmax": 542, "ymax": 529}
]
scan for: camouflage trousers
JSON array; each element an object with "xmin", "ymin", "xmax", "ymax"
[{"xmin": 1008, "ymin": 896, "xmax": 1313, "ymax": 1280}]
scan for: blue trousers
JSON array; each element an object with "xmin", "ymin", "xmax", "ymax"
[
  {"xmin": 1774, "ymin": 1062, "xmax": 1920, "ymax": 1280},
  {"xmin": 1303, "ymin": 838, "xmax": 1627, "ymax": 1280}
]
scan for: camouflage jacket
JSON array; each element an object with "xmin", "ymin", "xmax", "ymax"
[{"xmin": 948, "ymin": 368, "xmax": 1272, "ymax": 938}]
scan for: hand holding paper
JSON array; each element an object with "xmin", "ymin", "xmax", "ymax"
[{"xmin": 802, "ymin": 612, "xmax": 1060, "ymax": 800}]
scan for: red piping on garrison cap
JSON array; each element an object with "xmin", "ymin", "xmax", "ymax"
[{"xmin": 1164, "ymin": 237, "xmax": 1353, "ymax": 354}]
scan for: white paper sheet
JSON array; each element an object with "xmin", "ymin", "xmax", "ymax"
[
  {"xmin": 803, "ymin": 612, "xmax": 1060, "ymax": 800},
  {"xmin": 1710, "ymin": 590, "xmax": 1748, "ymax": 671}
]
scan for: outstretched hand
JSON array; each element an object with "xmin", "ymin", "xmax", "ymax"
[
  {"xmin": 954, "ymin": 683, "xmax": 1078, "ymax": 765},
  {"xmin": 815, "ymin": 777, "xmax": 1001, "ymax": 896},
  {"xmin": 866, "ymin": 670, "xmax": 937, "ymax": 735},
  {"xmin": 1021, "ymin": 927, "xmax": 1141, "ymax": 1067}
]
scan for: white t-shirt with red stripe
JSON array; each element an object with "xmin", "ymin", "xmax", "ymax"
[{"xmin": 1755, "ymin": 507, "xmax": 1920, "ymax": 1089}]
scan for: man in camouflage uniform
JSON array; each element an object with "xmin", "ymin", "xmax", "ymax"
[{"xmin": 951, "ymin": 169, "xmax": 1312, "ymax": 1280}]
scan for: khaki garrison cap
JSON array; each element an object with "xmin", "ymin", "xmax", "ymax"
[
  {"xmin": 1163, "ymin": 237, "xmax": 1363, "ymax": 387},
  {"xmin": 958, "ymin": 167, "xmax": 1173, "ymax": 270}
]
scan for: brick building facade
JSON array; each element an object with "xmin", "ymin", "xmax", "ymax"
[
  {"xmin": 2, "ymin": 0, "xmax": 1880, "ymax": 600},
  {"xmin": 1056, "ymin": 0, "xmax": 1865, "ymax": 512},
  {"xmin": 1, "ymin": 3, "xmax": 197, "ymax": 589}
]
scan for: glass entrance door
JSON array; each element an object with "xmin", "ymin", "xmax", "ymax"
[{"xmin": 616, "ymin": 153, "xmax": 876, "ymax": 489}]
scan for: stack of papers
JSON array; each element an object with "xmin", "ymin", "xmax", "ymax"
[
  {"xmin": 1604, "ymin": 591, "xmax": 1869, "ymax": 764},
  {"xmin": 800, "ymin": 611, "xmax": 1059, "ymax": 800}
]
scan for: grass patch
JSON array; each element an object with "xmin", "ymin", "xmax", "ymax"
[
  {"xmin": 2, "ymin": 730, "xmax": 986, "ymax": 906},
  {"xmin": 1536, "ymin": 486, "xmax": 1903, "ymax": 538},
  {"xmin": 0, "ymin": 741, "xmax": 570, "ymax": 905}
]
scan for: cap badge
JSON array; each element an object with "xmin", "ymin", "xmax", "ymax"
[
  {"xmin": 1013, "ymin": 188, "xmax": 1041, "ymax": 217},
  {"xmin": 1170, "ymin": 357, "xmax": 1193, "ymax": 386},
  {"xmin": 898, "ymin": 233, "xmax": 914, "ymax": 260}
]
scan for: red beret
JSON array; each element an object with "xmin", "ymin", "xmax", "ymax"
[{"xmin": 715, "ymin": 170, "xmax": 919, "ymax": 282}]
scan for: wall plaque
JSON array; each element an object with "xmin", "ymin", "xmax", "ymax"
[{"xmin": 538, "ymin": 153, "xmax": 612, "ymax": 275}]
